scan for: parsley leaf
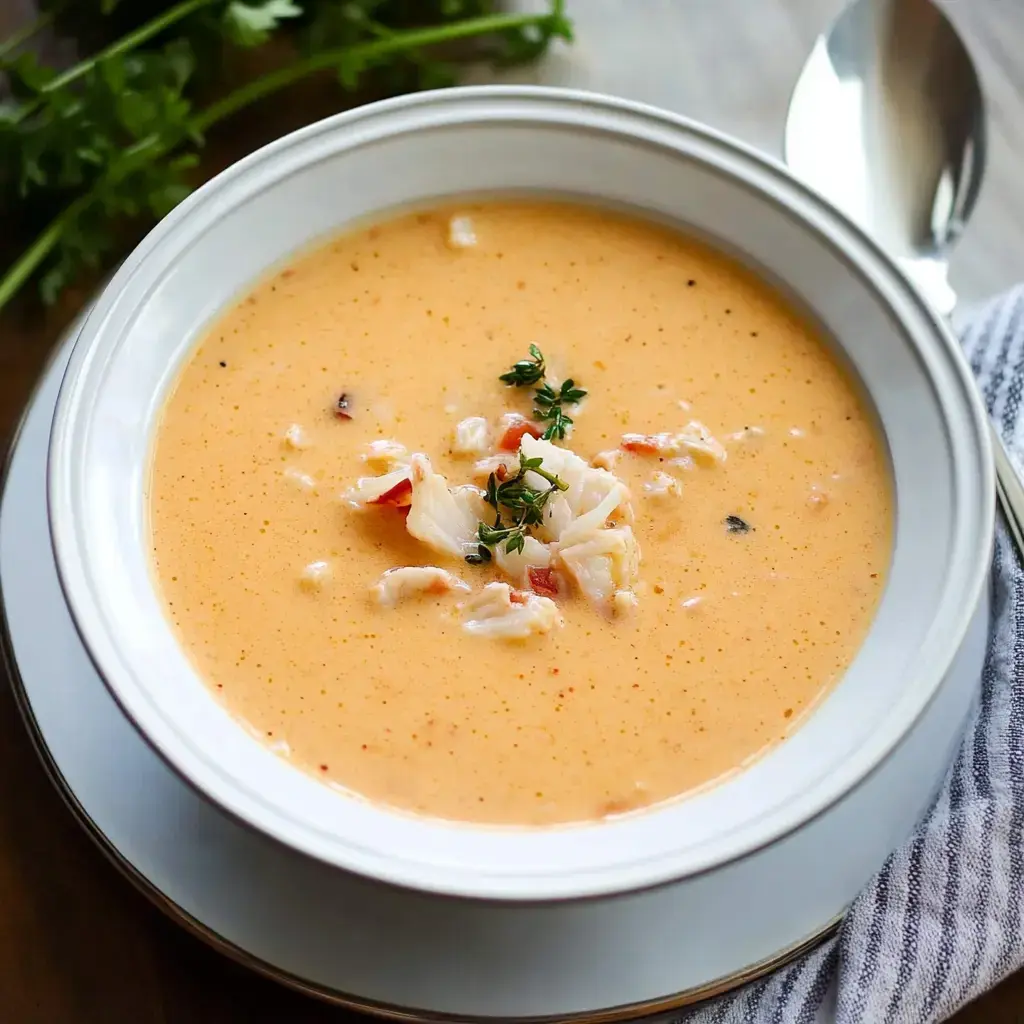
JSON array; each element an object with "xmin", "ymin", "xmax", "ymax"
[{"xmin": 223, "ymin": 1, "xmax": 303, "ymax": 48}]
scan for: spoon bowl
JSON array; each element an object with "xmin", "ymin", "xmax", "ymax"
[{"xmin": 785, "ymin": 0, "xmax": 986, "ymax": 315}]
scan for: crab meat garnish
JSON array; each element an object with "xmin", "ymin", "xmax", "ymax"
[
  {"xmin": 284, "ymin": 423, "xmax": 311, "ymax": 450},
  {"xmin": 725, "ymin": 425, "xmax": 765, "ymax": 443},
  {"xmin": 556, "ymin": 480, "xmax": 632, "ymax": 547},
  {"xmin": 452, "ymin": 416, "xmax": 491, "ymax": 458},
  {"xmin": 459, "ymin": 583, "xmax": 563, "ymax": 640},
  {"xmin": 361, "ymin": 439, "xmax": 409, "ymax": 471},
  {"xmin": 447, "ymin": 214, "xmax": 477, "ymax": 249},
  {"xmin": 472, "ymin": 453, "xmax": 519, "ymax": 485},
  {"xmin": 343, "ymin": 467, "xmax": 412, "ymax": 508},
  {"xmin": 518, "ymin": 434, "xmax": 629, "ymax": 543},
  {"xmin": 677, "ymin": 422, "xmax": 727, "ymax": 462},
  {"xmin": 493, "ymin": 534, "xmax": 552, "ymax": 586},
  {"xmin": 283, "ymin": 466, "xmax": 317, "ymax": 491},
  {"xmin": 372, "ymin": 566, "xmax": 471, "ymax": 607},
  {"xmin": 498, "ymin": 413, "xmax": 544, "ymax": 452},
  {"xmin": 620, "ymin": 421, "xmax": 726, "ymax": 465},
  {"xmin": 642, "ymin": 472, "xmax": 682, "ymax": 498},
  {"xmin": 299, "ymin": 560, "xmax": 331, "ymax": 590},
  {"xmin": 405, "ymin": 455, "xmax": 486, "ymax": 559},
  {"xmin": 591, "ymin": 449, "xmax": 622, "ymax": 471},
  {"xmin": 612, "ymin": 589, "xmax": 639, "ymax": 615},
  {"xmin": 558, "ymin": 527, "xmax": 641, "ymax": 612}
]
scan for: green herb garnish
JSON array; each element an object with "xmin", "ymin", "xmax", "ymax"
[
  {"xmin": 533, "ymin": 378, "xmax": 587, "ymax": 440},
  {"xmin": 466, "ymin": 453, "xmax": 568, "ymax": 563},
  {"xmin": 499, "ymin": 345, "xmax": 588, "ymax": 441},
  {"xmin": 499, "ymin": 343, "xmax": 546, "ymax": 386},
  {"xmin": 0, "ymin": 2, "xmax": 572, "ymax": 314}
]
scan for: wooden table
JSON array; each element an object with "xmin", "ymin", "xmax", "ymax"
[{"xmin": 3, "ymin": 2, "xmax": 1024, "ymax": 1019}]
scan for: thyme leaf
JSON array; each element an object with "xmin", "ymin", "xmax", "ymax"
[
  {"xmin": 499, "ymin": 343, "xmax": 545, "ymax": 386},
  {"xmin": 467, "ymin": 449, "xmax": 568, "ymax": 563},
  {"xmin": 533, "ymin": 377, "xmax": 587, "ymax": 440},
  {"xmin": 498, "ymin": 346, "xmax": 588, "ymax": 442}
]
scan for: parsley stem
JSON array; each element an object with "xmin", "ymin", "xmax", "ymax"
[
  {"xmin": 0, "ymin": 10, "xmax": 55, "ymax": 64},
  {"xmin": 0, "ymin": 207, "xmax": 74, "ymax": 311},
  {"xmin": 10, "ymin": 0, "xmax": 218, "ymax": 124},
  {"xmin": 193, "ymin": 11, "xmax": 558, "ymax": 131},
  {"xmin": 0, "ymin": 7, "xmax": 566, "ymax": 313}
]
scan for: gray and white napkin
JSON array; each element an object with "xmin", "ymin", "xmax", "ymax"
[{"xmin": 671, "ymin": 285, "xmax": 1024, "ymax": 1024}]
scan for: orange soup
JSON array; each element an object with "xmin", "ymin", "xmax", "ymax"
[{"xmin": 148, "ymin": 201, "xmax": 891, "ymax": 825}]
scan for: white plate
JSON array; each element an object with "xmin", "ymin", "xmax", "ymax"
[{"xmin": 1, "ymin": 329, "xmax": 990, "ymax": 1021}]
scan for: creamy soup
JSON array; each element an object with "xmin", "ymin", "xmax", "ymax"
[{"xmin": 149, "ymin": 201, "xmax": 891, "ymax": 826}]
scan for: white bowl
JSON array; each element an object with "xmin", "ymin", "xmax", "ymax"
[{"xmin": 47, "ymin": 87, "xmax": 993, "ymax": 903}]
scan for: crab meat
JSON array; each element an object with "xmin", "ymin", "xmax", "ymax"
[
  {"xmin": 519, "ymin": 434, "xmax": 630, "ymax": 543},
  {"xmin": 405, "ymin": 455, "xmax": 486, "ymax": 559},
  {"xmin": 591, "ymin": 449, "xmax": 623, "ymax": 471},
  {"xmin": 612, "ymin": 589, "xmax": 639, "ymax": 615},
  {"xmin": 452, "ymin": 416, "xmax": 491, "ymax": 458},
  {"xmin": 620, "ymin": 421, "xmax": 726, "ymax": 465},
  {"xmin": 299, "ymin": 560, "xmax": 331, "ymax": 590},
  {"xmin": 284, "ymin": 423, "xmax": 311, "ymax": 450},
  {"xmin": 459, "ymin": 583, "xmax": 562, "ymax": 640},
  {"xmin": 372, "ymin": 566, "xmax": 470, "ymax": 607},
  {"xmin": 472, "ymin": 453, "xmax": 519, "ymax": 485},
  {"xmin": 642, "ymin": 472, "xmax": 682, "ymax": 498},
  {"xmin": 447, "ymin": 214, "xmax": 477, "ymax": 249},
  {"xmin": 556, "ymin": 480, "xmax": 632, "ymax": 548},
  {"xmin": 283, "ymin": 466, "xmax": 317, "ymax": 491},
  {"xmin": 558, "ymin": 527, "xmax": 641, "ymax": 611},
  {"xmin": 343, "ymin": 467, "xmax": 412, "ymax": 508},
  {"xmin": 361, "ymin": 439, "xmax": 409, "ymax": 471},
  {"xmin": 493, "ymin": 535, "xmax": 553, "ymax": 586},
  {"xmin": 725, "ymin": 425, "xmax": 765, "ymax": 443}
]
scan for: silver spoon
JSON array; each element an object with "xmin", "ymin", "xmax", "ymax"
[{"xmin": 784, "ymin": 0, "xmax": 1024, "ymax": 556}]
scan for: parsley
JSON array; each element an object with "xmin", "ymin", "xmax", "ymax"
[
  {"xmin": 0, "ymin": 1, "xmax": 572, "ymax": 313},
  {"xmin": 498, "ymin": 345, "xmax": 588, "ymax": 441},
  {"xmin": 467, "ymin": 453, "xmax": 568, "ymax": 562},
  {"xmin": 223, "ymin": 1, "xmax": 303, "ymax": 48}
]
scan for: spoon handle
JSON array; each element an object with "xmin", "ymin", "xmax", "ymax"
[{"xmin": 992, "ymin": 427, "xmax": 1024, "ymax": 556}]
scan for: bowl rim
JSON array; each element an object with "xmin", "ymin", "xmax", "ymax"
[{"xmin": 46, "ymin": 85, "xmax": 995, "ymax": 901}]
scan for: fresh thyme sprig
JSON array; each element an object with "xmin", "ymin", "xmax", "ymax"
[
  {"xmin": 465, "ymin": 454, "xmax": 568, "ymax": 564},
  {"xmin": 534, "ymin": 377, "xmax": 586, "ymax": 440},
  {"xmin": 498, "ymin": 345, "xmax": 588, "ymax": 441},
  {"xmin": 498, "ymin": 343, "xmax": 545, "ymax": 386}
]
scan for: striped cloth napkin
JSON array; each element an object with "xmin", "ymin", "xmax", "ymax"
[{"xmin": 670, "ymin": 286, "xmax": 1024, "ymax": 1024}]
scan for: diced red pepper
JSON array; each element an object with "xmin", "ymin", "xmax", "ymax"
[
  {"xmin": 509, "ymin": 589, "xmax": 529, "ymax": 606},
  {"xmin": 499, "ymin": 419, "xmax": 544, "ymax": 451},
  {"xmin": 621, "ymin": 433, "xmax": 660, "ymax": 455},
  {"xmin": 528, "ymin": 567, "xmax": 559, "ymax": 597},
  {"xmin": 369, "ymin": 477, "xmax": 412, "ymax": 507}
]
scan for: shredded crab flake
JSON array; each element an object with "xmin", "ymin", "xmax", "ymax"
[
  {"xmin": 459, "ymin": 583, "xmax": 563, "ymax": 640},
  {"xmin": 373, "ymin": 566, "xmax": 470, "ymax": 607}
]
